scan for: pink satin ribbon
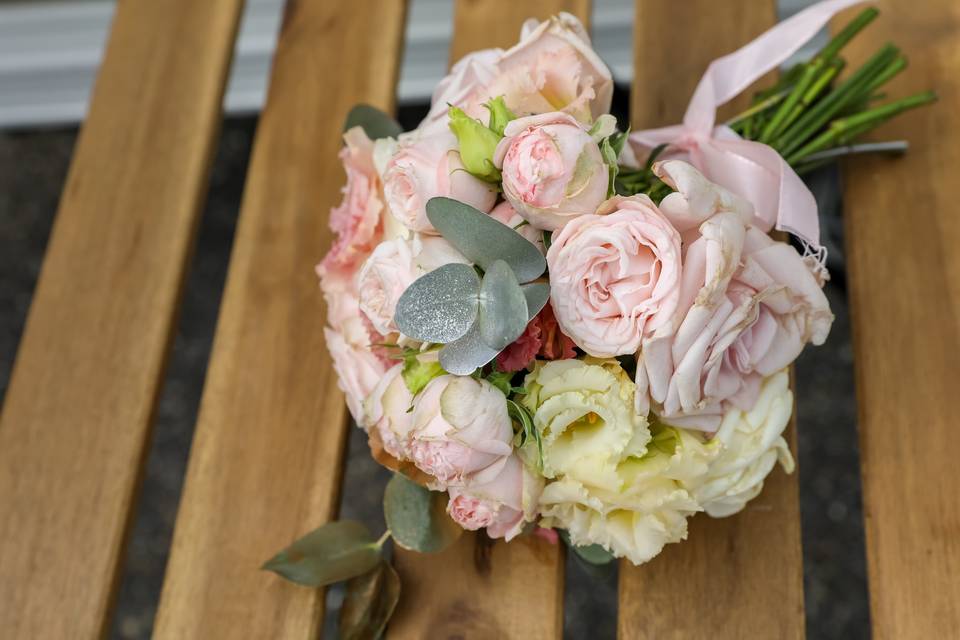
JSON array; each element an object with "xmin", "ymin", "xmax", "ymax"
[{"xmin": 629, "ymin": 0, "xmax": 867, "ymax": 261}]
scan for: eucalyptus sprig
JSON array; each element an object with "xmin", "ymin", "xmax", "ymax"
[{"xmin": 394, "ymin": 197, "xmax": 549, "ymax": 375}]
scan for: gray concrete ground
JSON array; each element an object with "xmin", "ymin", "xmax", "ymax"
[{"xmin": 0, "ymin": 101, "xmax": 868, "ymax": 638}]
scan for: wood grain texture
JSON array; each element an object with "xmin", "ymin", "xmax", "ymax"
[
  {"xmin": 151, "ymin": 1, "xmax": 407, "ymax": 638},
  {"xmin": 836, "ymin": 2, "xmax": 960, "ymax": 637},
  {"xmin": 388, "ymin": 3, "xmax": 588, "ymax": 638},
  {"xmin": 619, "ymin": 3, "xmax": 806, "ymax": 638},
  {"xmin": 0, "ymin": 1, "xmax": 243, "ymax": 637}
]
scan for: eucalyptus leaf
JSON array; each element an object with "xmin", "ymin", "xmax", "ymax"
[
  {"xmin": 478, "ymin": 260, "xmax": 528, "ymax": 350},
  {"xmin": 426, "ymin": 197, "xmax": 546, "ymax": 283},
  {"xmin": 438, "ymin": 321, "xmax": 499, "ymax": 375},
  {"xmin": 394, "ymin": 263, "xmax": 480, "ymax": 343},
  {"xmin": 383, "ymin": 474, "xmax": 462, "ymax": 553},
  {"xmin": 338, "ymin": 560, "xmax": 401, "ymax": 640},
  {"xmin": 343, "ymin": 104, "xmax": 403, "ymax": 140},
  {"xmin": 521, "ymin": 282, "xmax": 550, "ymax": 319},
  {"xmin": 261, "ymin": 520, "xmax": 381, "ymax": 587}
]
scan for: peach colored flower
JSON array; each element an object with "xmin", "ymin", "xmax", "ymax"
[
  {"xmin": 635, "ymin": 161, "xmax": 833, "ymax": 430},
  {"xmin": 383, "ymin": 130, "xmax": 496, "ymax": 233},
  {"xmin": 447, "ymin": 454, "xmax": 543, "ymax": 541},
  {"xmin": 547, "ymin": 194, "xmax": 683, "ymax": 357},
  {"xmin": 408, "ymin": 376, "xmax": 514, "ymax": 488},
  {"xmin": 495, "ymin": 112, "xmax": 608, "ymax": 231}
]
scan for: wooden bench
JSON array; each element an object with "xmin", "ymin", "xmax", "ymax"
[{"xmin": 0, "ymin": 0, "xmax": 956, "ymax": 638}]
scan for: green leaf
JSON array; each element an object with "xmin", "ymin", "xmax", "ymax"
[
  {"xmin": 558, "ymin": 529, "xmax": 616, "ymax": 565},
  {"xmin": 438, "ymin": 321, "xmax": 499, "ymax": 375},
  {"xmin": 600, "ymin": 137, "xmax": 620, "ymax": 198},
  {"xmin": 448, "ymin": 106, "xmax": 501, "ymax": 182},
  {"xmin": 343, "ymin": 104, "xmax": 403, "ymax": 140},
  {"xmin": 508, "ymin": 399, "xmax": 542, "ymax": 470},
  {"xmin": 521, "ymin": 282, "xmax": 550, "ymax": 320},
  {"xmin": 485, "ymin": 96, "xmax": 516, "ymax": 136},
  {"xmin": 394, "ymin": 263, "xmax": 480, "ymax": 343},
  {"xmin": 478, "ymin": 260, "xmax": 529, "ymax": 350},
  {"xmin": 338, "ymin": 560, "xmax": 401, "ymax": 640},
  {"xmin": 261, "ymin": 521, "xmax": 382, "ymax": 587},
  {"xmin": 384, "ymin": 474, "xmax": 463, "ymax": 553},
  {"xmin": 401, "ymin": 352, "xmax": 445, "ymax": 395},
  {"xmin": 426, "ymin": 197, "xmax": 546, "ymax": 283}
]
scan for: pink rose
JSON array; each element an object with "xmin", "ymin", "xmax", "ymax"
[
  {"xmin": 495, "ymin": 112, "xmax": 608, "ymax": 231},
  {"xmin": 636, "ymin": 161, "xmax": 833, "ymax": 430},
  {"xmin": 319, "ymin": 127, "xmax": 384, "ymax": 277},
  {"xmin": 546, "ymin": 194, "xmax": 683, "ymax": 357},
  {"xmin": 364, "ymin": 364, "xmax": 415, "ymax": 460},
  {"xmin": 383, "ymin": 130, "xmax": 496, "ymax": 233},
  {"xmin": 419, "ymin": 13, "xmax": 612, "ymax": 132},
  {"xmin": 324, "ymin": 326, "xmax": 390, "ymax": 426},
  {"xmin": 357, "ymin": 238, "xmax": 417, "ymax": 336},
  {"xmin": 447, "ymin": 454, "xmax": 543, "ymax": 541},
  {"xmin": 408, "ymin": 375, "xmax": 514, "ymax": 487}
]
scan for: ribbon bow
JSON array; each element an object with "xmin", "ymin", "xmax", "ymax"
[{"xmin": 629, "ymin": 0, "xmax": 866, "ymax": 262}]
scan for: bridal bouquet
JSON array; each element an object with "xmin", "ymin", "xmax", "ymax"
[{"xmin": 265, "ymin": 0, "xmax": 933, "ymax": 632}]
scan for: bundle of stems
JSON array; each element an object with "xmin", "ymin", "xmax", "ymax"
[{"xmin": 617, "ymin": 8, "xmax": 936, "ymax": 199}]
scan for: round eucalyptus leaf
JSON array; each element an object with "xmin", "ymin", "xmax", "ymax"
[
  {"xmin": 261, "ymin": 520, "xmax": 381, "ymax": 587},
  {"xmin": 338, "ymin": 560, "xmax": 401, "ymax": 640},
  {"xmin": 521, "ymin": 282, "xmax": 550, "ymax": 319},
  {"xmin": 383, "ymin": 474, "xmax": 462, "ymax": 553},
  {"xmin": 343, "ymin": 104, "xmax": 403, "ymax": 140},
  {"xmin": 438, "ymin": 321, "xmax": 499, "ymax": 375},
  {"xmin": 478, "ymin": 260, "xmax": 528, "ymax": 350},
  {"xmin": 394, "ymin": 263, "xmax": 480, "ymax": 343},
  {"xmin": 426, "ymin": 197, "xmax": 546, "ymax": 283}
]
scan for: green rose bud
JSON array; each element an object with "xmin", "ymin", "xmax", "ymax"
[
  {"xmin": 448, "ymin": 106, "xmax": 501, "ymax": 183},
  {"xmin": 485, "ymin": 96, "xmax": 516, "ymax": 137}
]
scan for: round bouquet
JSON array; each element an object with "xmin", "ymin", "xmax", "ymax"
[{"xmin": 265, "ymin": 1, "xmax": 933, "ymax": 623}]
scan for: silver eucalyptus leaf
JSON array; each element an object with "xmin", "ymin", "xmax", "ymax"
[
  {"xmin": 521, "ymin": 282, "xmax": 550, "ymax": 319},
  {"xmin": 394, "ymin": 263, "xmax": 480, "ymax": 343},
  {"xmin": 426, "ymin": 197, "xmax": 546, "ymax": 283},
  {"xmin": 478, "ymin": 260, "xmax": 528, "ymax": 350},
  {"xmin": 438, "ymin": 321, "xmax": 499, "ymax": 375},
  {"xmin": 343, "ymin": 104, "xmax": 403, "ymax": 140}
]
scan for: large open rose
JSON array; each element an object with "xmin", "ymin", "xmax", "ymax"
[
  {"xmin": 447, "ymin": 454, "xmax": 543, "ymax": 541},
  {"xmin": 635, "ymin": 161, "xmax": 833, "ymax": 431},
  {"xmin": 547, "ymin": 194, "xmax": 683, "ymax": 357}
]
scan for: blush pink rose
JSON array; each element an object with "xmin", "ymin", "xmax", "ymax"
[
  {"xmin": 547, "ymin": 194, "xmax": 683, "ymax": 357},
  {"xmin": 635, "ymin": 161, "xmax": 834, "ymax": 430},
  {"xmin": 408, "ymin": 375, "xmax": 514, "ymax": 488},
  {"xmin": 488, "ymin": 200, "xmax": 546, "ymax": 252},
  {"xmin": 418, "ymin": 13, "xmax": 612, "ymax": 133},
  {"xmin": 383, "ymin": 130, "xmax": 496, "ymax": 233},
  {"xmin": 324, "ymin": 326, "xmax": 390, "ymax": 426},
  {"xmin": 363, "ymin": 364, "xmax": 415, "ymax": 460},
  {"xmin": 495, "ymin": 112, "xmax": 608, "ymax": 231},
  {"xmin": 319, "ymin": 127, "xmax": 385, "ymax": 277},
  {"xmin": 357, "ymin": 238, "xmax": 417, "ymax": 336},
  {"xmin": 447, "ymin": 454, "xmax": 543, "ymax": 541}
]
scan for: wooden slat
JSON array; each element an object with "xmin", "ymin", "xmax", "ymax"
[
  {"xmin": 388, "ymin": 2, "xmax": 589, "ymax": 638},
  {"xmin": 0, "ymin": 1, "xmax": 243, "ymax": 637},
  {"xmin": 151, "ymin": 2, "xmax": 408, "ymax": 638},
  {"xmin": 837, "ymin": 2, "xmax": 960, "ymax": 637},
  {"xmin": 618, "ymin": 3, "xmax": 807, "ymax": 639}
]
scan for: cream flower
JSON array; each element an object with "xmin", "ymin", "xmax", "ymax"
[
  {"xmin": 539, "ymin": 424, "xmax": 715, "ymax": 565},
  {"xmin": 520, "ymin": 358, "xmax": 649, "ymax": 487},
  {"xmin": 688, "ymin": 369, "xmax": 795, "ymax": 517}
]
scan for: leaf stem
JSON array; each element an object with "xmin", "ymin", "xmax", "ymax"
[{"xmin": 376, "ymin": 530, "xmax": 392, "ymax": 547}]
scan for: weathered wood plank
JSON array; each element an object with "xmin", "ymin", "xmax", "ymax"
[
  {"xmin": 0, "ymin": 1, "xmax": 243, "ymax": 637},
  {"xmin": 837, "ymin": 2, "xmax": 960, "ymax": 637},
  {"xmin": 387, "ymin": 3, "xmax": 589, "ymax": 638},
  {"xmin": 151, "ymin": 1, "xmax": 408, "ymax": 638},
  {"xmin": 618, "ymin": 3, "xmax": 806, "ymax": 639}
]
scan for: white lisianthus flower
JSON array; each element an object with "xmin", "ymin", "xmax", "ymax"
[
  {"xmin": 520, "ymin": 358, "xmax": 649, "ymax": 488},
  {"xmin": 539, "ymin": 424, "xmax": 716, "ymax": 565},
  {"xmin": 689, "ymin": 369, "xmax": 795, "ymax": 517}
]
